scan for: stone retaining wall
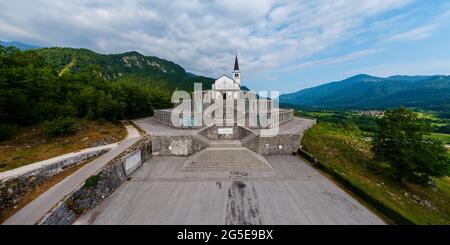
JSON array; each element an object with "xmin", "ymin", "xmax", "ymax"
[
  {"xmin": 151, "ymin": 135, "xmax": 208, "ymax": 156},
  {"xmin": 241, "ymin": 120, "xmax": 315, "ymax": 155},
  {"xmin": 38, "ymin": 137, "xmax": 151, "ymax": 225},
  {"xmin": 257, "ymin": 134, "xmax": 301, "ymax": 155},
  {"xmin": 0, "ymin": 147, "xmax": 112, "ymax": 219},
  {"xmin": 199, "ymin": 126, "xmax": 253, "ymax": 140}
]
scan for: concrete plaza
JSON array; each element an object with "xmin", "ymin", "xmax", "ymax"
[{"xmin": 75, "ymin": 154, "xmax": 384, "ymax": 225}]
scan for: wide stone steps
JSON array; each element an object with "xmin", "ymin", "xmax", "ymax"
[
  {"xmin": 241, "ymin": 133, "xmax": 257, "ymax": 145},
  {"xmin": 182, "ymin": 166, "xmax": 272, "ymax": 172},
  {"xmin": 193, "ymin": 133, "xmax": 211, "ymax": 147},
  {"xmin": 181, "ymin": 145, "xmax": 273, "ymax": 172}
]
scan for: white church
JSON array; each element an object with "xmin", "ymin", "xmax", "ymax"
[{"xmin": 212, "ymin": 55, "xmax": 242, "ymax": 91}]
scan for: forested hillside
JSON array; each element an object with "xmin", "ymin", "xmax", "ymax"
[
  {"xmin": 0, "ymin": 45, "xmax": 177, "ymax": 140},
  {"xmin": 32, "ymin": 47, "xmax": 214, "ymax": 92}
]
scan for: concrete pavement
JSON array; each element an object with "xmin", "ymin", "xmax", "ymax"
[{"xmin": 75, "ymin": 155, "xmax": 385, "ymax": 225}]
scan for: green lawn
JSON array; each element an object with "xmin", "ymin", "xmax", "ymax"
[
  {"xmin": 417, "ymin": 111, "xmax": 449, "ymax": 127},
  {"xmin": 301, "ymin": 122, "xmax": 450, "ymax": 224}
]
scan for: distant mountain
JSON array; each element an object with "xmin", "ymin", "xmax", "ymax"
[
  {"xmin": 0, "ymin": 40, "xmax": 40, "ymax": 50},
  {"xmin": 31, "ymin": 47, "xmax": 214, "ymax": 92},
  {"xmin": 280, "ymin": 74, "xmax": 450, "ymax": 111}
]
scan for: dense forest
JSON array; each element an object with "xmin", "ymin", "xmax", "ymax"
[
  {"xmin": 0, "ymin": 45, "xmax": 178, "ymax": 139},
  {"xmin": 32, "ymin": 47, "xmax": 215, "ymax": 92}
]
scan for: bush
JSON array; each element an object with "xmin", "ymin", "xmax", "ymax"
[
  {"xmin": 45, "ymin": 116, "xmax": 76, "ymax": 138},
  {"xmin": 437, "ymin": 125, "xmax": 450, "ymax": 134},
  {"xmin": 0, "ymin": 123, "xmax": 17, "ymax": 141},
  {"xmin": 84, "ymin": 175, "xmax": 99, "ymax": 188}
]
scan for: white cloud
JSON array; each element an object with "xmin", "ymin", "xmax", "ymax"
[
  {"xmin": 385, "ymin": 6, "xmax": 450, "ymax": 43},
  {"xmin": 346, "ymin": 59, "xmax": 450, "ymax": 77},
  {"xmin": 0, "ymin": 0, "xmax": 415, "ymax": 78},
  {"xmin": 388, "ymin": 24, "xmax": 436, "ymax": 41},
  {"xmin": 283, "ymin": 48, "xmax": 382, "ymax": 71}
]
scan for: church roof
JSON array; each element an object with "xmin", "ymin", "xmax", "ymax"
[{"xmin": 234, "ymin": 54, "xmax": 239, "ymax": 71}]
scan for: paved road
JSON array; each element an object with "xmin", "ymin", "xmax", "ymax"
[
  {"xmin": 0, "ymin": 144, "xmax": 117, "ymax": 181},
  {"xmin": 3, "ymin": 134, "xmax": 140, "ymax": 225},
  {"xmin": 1, "ymin": 124, "xmax": 140, "ymax": 181},
  {"xmin": 75, "ymin": 155, "xmax": 385, "ymax": 225}
]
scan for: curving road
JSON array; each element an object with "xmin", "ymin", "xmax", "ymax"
[{"xmin": 2, "ymin": 125, "xmax": 141, "ymax": 225}]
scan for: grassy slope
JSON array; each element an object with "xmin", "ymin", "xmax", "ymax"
[
  {"xmin": 0, "ymin": 120, "xmax": 126, "ymax": 172},
  {"xmin": 429, "ymin": 133, "xmax": 450, "ymax": 145},
  {"xmin": 301, "ymin": 123, "xmax": 450, "ymax": 224}
]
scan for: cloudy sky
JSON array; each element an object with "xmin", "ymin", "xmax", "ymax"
[{"xmin": 1, "ymin": 0, "xmax": 449, "ymax": 93}]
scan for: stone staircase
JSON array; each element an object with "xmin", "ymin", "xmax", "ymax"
[
  {"xmin": 241, "ymin": 132, "xmax": 257, "ymax": 145},
  {"xmin": 181, "ymin": 140, "xmax": 273, "ymax": 172},
  {"xmin": 193, "ymin": 132, "xmax": 211, "ymax": 147}
]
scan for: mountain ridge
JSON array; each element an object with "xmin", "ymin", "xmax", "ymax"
[
  {"xmin": 0, "ymin": 40, "xmax": 40, "ymax": 50},
  {"xmin": 30, "ymin": 47, "xmax": 214, "ymax": 92},
  {"xmin": 280, "ymin": 74, "xmax": 450, "ymax": 111}
]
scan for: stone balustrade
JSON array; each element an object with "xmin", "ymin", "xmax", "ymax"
[
  {"xmin": 153, "ymin": 107, "xmax": 294, "ymax": 129},
  {"xmin": 154, "ymin": 109, "xmax": 173, "ymax": 126}
]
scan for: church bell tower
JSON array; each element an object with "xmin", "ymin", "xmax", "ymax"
[{"xmin": 232, "ymin": 53, "xmax": 241, "ymax": 85}]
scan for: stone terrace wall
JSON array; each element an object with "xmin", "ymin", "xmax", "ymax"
[
  {"xmin": 199, "ymin": 126, "xmax": 252, "ymax": 140},
  {"xmin": 151, "ymin": 135, "xmax": 209, "ymax": 156},
  {"xmin": 257, "ymin": 134, "xmax": 301, "ymax": 155},
  {"xmin": 242, "ymin": 117, "xmax": 316, "ymax": 155},
  {"xmin": 38, "ymin": 137, "xmax": 151, "ymax": 225}
]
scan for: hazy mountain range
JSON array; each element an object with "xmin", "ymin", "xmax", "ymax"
[
  {"xmin": 0, "ymin": 40, "xmax": 40, "ymax": 50},
  {"xmin": 280, "ymin": 74, "xmax": 450, "ymax": 111}
]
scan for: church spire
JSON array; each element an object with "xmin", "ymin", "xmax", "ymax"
[
  {"xmin": 232, "ymin": 51, "xmax": 241, "ymax": 86},
  {"xmin": 234, "ymin": 52, "xmax": 239, "ymax": 71}
]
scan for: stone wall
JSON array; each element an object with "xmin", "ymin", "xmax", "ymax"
[
  {"xmin": 199, "ymin": 126, "xmax": 252, "ymax": 140},
  {"xmin": 0, "ymin": 147, "xmax": 112, "ymax": 219},
  {"xmin": 242, "ymin": 124, "xmax": 313, "ymax": 155},
  {"xmin": 151, "ymin": 135, "xmax": 208, "ymax": 156},
  {"xmin": 257, "ymin": 134, "xmax": 301, "ymax": 155},
  {"xmin": 38, "ymin": 137, "xmax": 151, "ymax": 225}
]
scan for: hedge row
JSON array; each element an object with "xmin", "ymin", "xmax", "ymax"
[{"xmin": 297, "ymin": 148, "xmax": 415, "ymax": 225}]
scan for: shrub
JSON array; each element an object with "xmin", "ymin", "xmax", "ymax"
[
  {"xmin": 45, "ymin": 116, "xmax": 76, "ymax": 138},
  {"xmin": 0, "ymin": 123, "xmax": 17, "ymax": 141},
  {"xmin": 84, "ymin": 175, "xmax": 100, "ymax": 188},
  {"xmin": 437, "ymin": 125, "xmax": 450, "ymax": 134}
]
